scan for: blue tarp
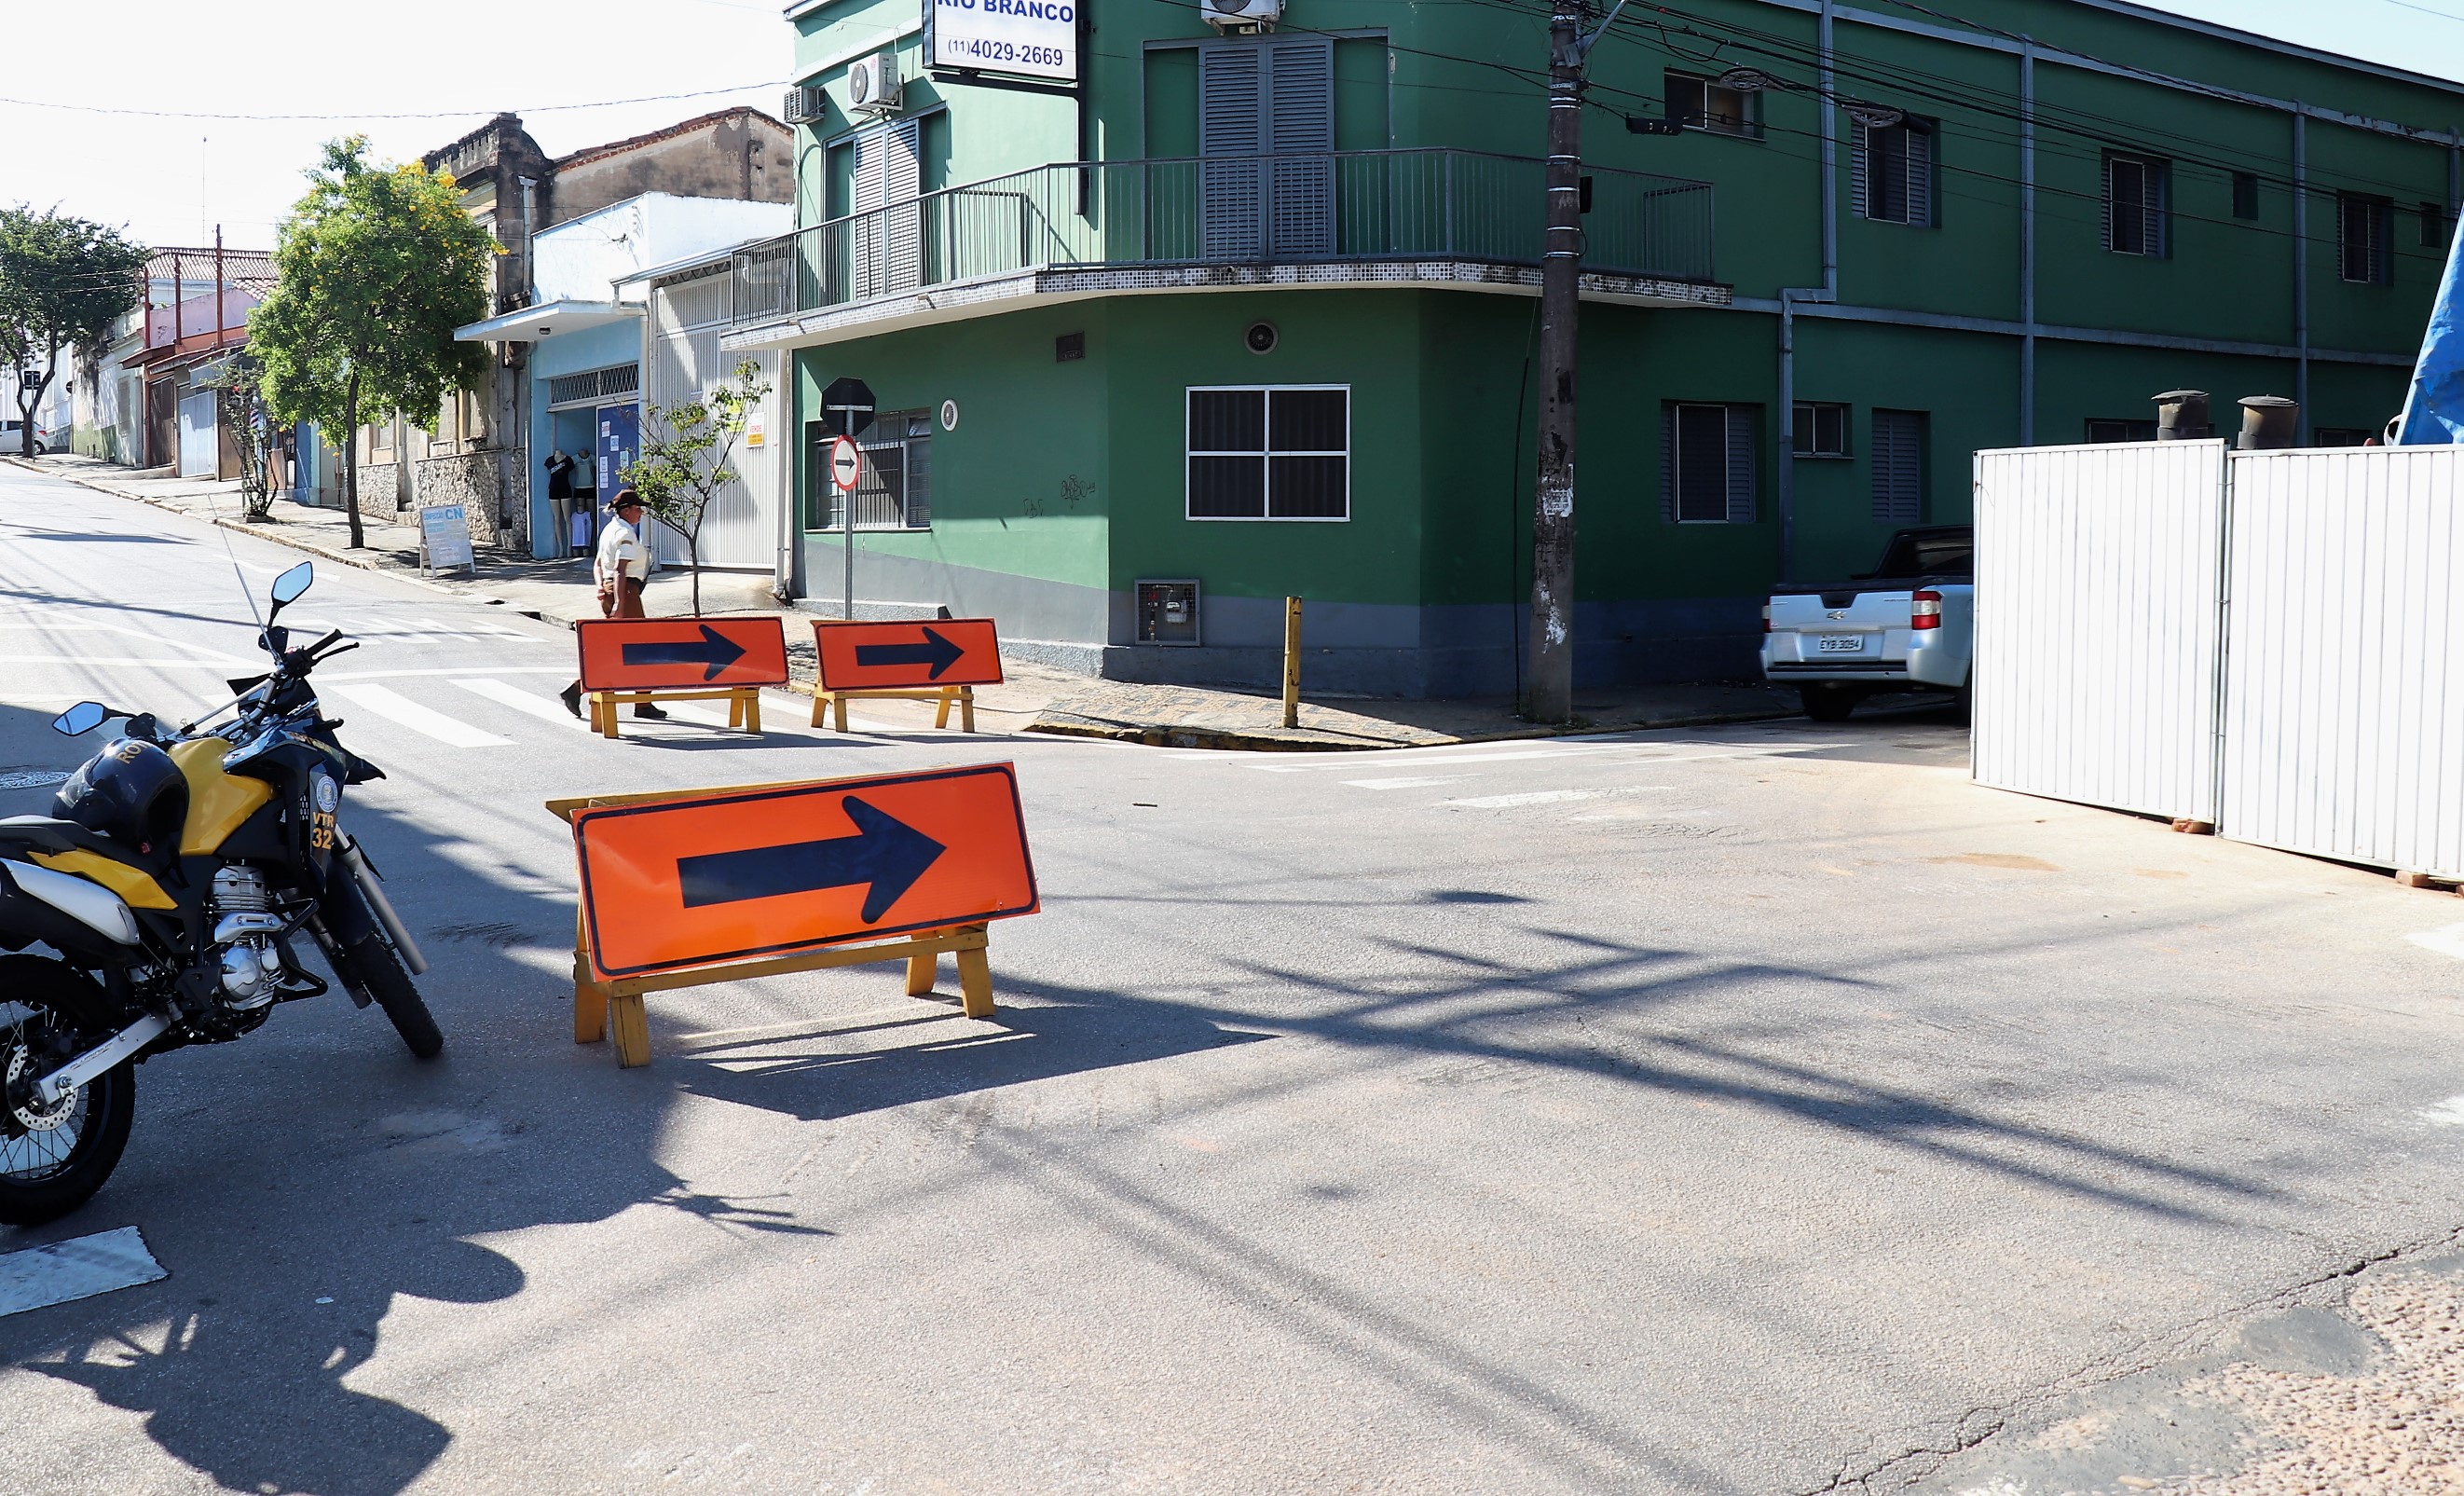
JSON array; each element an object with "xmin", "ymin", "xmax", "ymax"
[{"xmin": 2399, "ymin": 216, "xmax": 2464, "ymax": 444}]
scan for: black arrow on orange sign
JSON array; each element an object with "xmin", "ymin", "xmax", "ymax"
[
  {"xmin": 622, "ymin": 624, "xmax": 747, "ymax": 681},
  {"xmin": 675, "ymin": 797, "xmax": 946, "ymax": 922},
  {"xmin": 854, "ymin": 625, "xmax": 966, "ymax": 679}
]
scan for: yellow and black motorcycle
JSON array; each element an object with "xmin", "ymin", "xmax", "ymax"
[{"xmin": 0, "ymin": 562, "xmax": 439, "ymax": 1225}]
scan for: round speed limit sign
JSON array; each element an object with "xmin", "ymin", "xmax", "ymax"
[{"xmin": 828, "ymin": 435, "xmax": 862, "ymax": 494}]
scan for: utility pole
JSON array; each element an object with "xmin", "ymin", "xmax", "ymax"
[{"xmin": 1525, "ymin": 0, "xmax": 1609, "ymax": 723}]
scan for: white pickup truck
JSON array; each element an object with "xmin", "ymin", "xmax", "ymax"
[{"xmin": 1760, "ymin": 525, "xmax": 1973, "ymax": 721}]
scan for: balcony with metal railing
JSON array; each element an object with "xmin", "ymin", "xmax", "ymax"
[{"xmin": 722, "ymin": 149, "xmax": 1722, "ymax": 347}]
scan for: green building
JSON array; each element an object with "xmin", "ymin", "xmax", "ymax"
[{"xmin": 729, "ymin": 0, "xmax": 2462, "ymax": 695}]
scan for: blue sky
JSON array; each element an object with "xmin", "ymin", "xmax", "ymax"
[{"xmin": 4, "ymin": 1, "xmax": 2461, "ymax": 251}]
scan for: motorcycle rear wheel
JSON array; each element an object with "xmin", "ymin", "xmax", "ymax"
[
  {"xmin": 0, "ymin": 959, "xmax": 136, "ymax": 1227},
  {"xmin": 342, "ymin": 936, "xmax": 444, "ymax": 1060}
]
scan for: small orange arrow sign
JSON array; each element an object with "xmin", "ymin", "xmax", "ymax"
[
  {"xmin": 578, "ymin": 617, "xmax": 789, "ymax": 693},
  {"xmin": 814, "ymin": 618, "xmax": 1004, "ymax": 690}
]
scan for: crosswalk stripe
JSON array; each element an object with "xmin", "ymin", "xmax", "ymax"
[
  {"xmin": 1341, "ymin": 775, "xmax": 1472, "ymax": 790},
  {"xmin": 1444, "ymin": 787, "xmax": 1665, "ymax": 809},
  {"xmin": 454, "ymin": 677, "xmax": 590, "ymax": 730},
  {"xmin": 326, "ymin": 682, "xmax": 514, "ymax": 748}
]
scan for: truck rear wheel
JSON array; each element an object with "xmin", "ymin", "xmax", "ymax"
[{"xmin": 1800, "ymin": 684, "xmax": 1862, "ymax": 722}]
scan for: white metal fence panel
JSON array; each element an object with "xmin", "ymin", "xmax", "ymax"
[
  {"xmin": 2221, "ymin": 448, "xmax": 2464, "ymax": 878},
  {"xmin": 1971, "ymin": 441, "xmax": 2226, "ymax": 822},
  {"xmin": 646, "ymin": 278, "xmax": 775, "ymax": 571}
]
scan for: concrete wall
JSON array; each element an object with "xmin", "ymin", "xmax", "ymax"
[{"xmin": 554, "ymin": 112, "xmax": 793, "ymax": 226}]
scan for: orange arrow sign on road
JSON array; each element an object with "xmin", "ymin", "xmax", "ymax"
[
  {"xmin": 570, "ymin": 763, "xmax": 1038, "ymax": 981},
  {"xmin": 814, "ymin": 618, "xmax": 1004, "ymax": 690},
  {"xmin": 578, "ymin": 616, "xmax": 790, "ymax": 693}
]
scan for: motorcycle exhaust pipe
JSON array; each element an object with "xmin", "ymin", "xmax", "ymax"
[{"xmin": 336, "ymin": 834, "xmax": 429, "ymax": 976}]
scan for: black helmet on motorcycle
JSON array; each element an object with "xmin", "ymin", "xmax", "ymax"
[{"xmin": 52, "ymin": 738, "xmax": 189, "ymax": 856}]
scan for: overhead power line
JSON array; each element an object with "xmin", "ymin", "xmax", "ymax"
[{"xmin": 0, "ymin": 83, "xmax": 786, "ymax": 123}]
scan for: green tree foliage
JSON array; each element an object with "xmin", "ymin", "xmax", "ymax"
[
  {"xmin": 623, "ymin": 360, "xmax": 772, "ymax": 616},
  {"xmin": 0, "ymin": 209, "xmax": 146, "ymax": 459},
  {"xmin": 250, "ymin": 137, "xmax": 494, "ymax": 548}
]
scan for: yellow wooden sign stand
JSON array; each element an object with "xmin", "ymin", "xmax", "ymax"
[
  {"xmin": 811, "ymin": 683, "xmax": 976, "ymax": 733},
  {"xmin": 588, "ymin": 685, "xmax": 763, "ymax": 740},
  {"xmin": 547, "ymin": 783, "xmax": 996, "ymax": 1069}
]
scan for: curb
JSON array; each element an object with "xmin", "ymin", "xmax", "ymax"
[{"xmin": 1023, "ymin": 704, "xmax": 1801, "ymax": 753}]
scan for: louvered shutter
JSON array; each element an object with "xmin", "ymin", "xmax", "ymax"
[
  {"xmin": 1870, "ymin": 410, "xmax": 1923, "ymax": 523},
  {"xmin": 1200, "ymin": 43, "xmax": 1265, "ymax": 258},
  {"xmin": 1264, "ymin": 35, "xmax": 1334, "ymax": 258},
  {"xmin": 1724, "ymin": 406, "xmax": 1757, "ymax": 524},
  {"xmin": 1851, "ymin": 123, "xmax": 1869, "ymax": 220},
  {"xmin": 1906, "ymin": 126, "xmax": 1932, "ymax": 228},
  {"xmin": 851, "ymin": 120, "xmax": 922, "ymax": 298},
  {"xmin": 1661, "ymin": 404, "xmax": 1677, "ymax": 522},
  {"xmin": 1669, "ymin": 404, "xmax": 1732, "ymax": 523}
]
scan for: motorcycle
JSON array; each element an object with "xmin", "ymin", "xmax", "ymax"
[{"xmin": 0, "ymin": 561, "xmax": 441, "ymax": 1225}]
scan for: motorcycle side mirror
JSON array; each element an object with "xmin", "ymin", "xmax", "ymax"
[
  {"xmin": 52, "ymin": 701, "xmax": 108, "ymax": 736},
  {"xmin": 268, "ymin": 562, "xmax": 313, "ymax": 611}
]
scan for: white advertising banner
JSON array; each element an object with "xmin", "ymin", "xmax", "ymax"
[{"xmin": 924, "ymin": 0, "xmax": 1077, "ymax": 83}]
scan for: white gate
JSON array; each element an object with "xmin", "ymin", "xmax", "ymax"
[
  {"xmin": 2220, "ymin": 448, "xmax": 2464, "ymax": 878},
  {"xmin": 1971, "ymin": 441, "xmax": 2227, "ymax": 823},
  {"xmin": 176, "ymin": 390, "xmax": 217, "ymax": 478},
  {"xmin": 646, "ymin": 272, "xmax": 775, "ymax": 571}
]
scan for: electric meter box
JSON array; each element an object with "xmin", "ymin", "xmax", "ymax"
[{"xmin": 1135, "ymin": 581, "xmax": 1201, "ymax": 645}]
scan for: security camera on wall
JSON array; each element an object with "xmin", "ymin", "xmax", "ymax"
[{"xmin": 1200, "ymin": 0, "xmax": 1283, "ymax": 33}]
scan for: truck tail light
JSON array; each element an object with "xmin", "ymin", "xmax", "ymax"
[
  {"xmin": 1761, "ymin": 604, "xmax": 1772, "ymax": 634},
  {"xmin": 1911, "ymin": 589, "xmax": 1942, "ymax": 631}
]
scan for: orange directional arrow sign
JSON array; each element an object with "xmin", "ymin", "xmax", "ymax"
[
  {"xmin": 578, "ymin": 617, "xmax": 789, "ymax": 693},
  {"xmin": 814, "ymin": 617, "xmax": 1003, "ymax": 690},
  {"xmin": 570, "ymin": 764, "xmax": 1037, "ymax": 981}
]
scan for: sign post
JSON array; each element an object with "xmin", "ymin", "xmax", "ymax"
[
  {"xmin": 829, "ymin": 432, "xmax": 863, "ymax": 624},
  {"xmin": 548, "ymin": 764, "xmax": 1040, "ymax": 1067}
]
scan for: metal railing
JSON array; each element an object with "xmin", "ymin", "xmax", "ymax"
[{"xmin": 731, "ymin": 149, "xmax": 1714, "ymax": 327}]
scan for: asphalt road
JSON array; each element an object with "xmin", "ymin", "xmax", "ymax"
[{"xmin": 1, "ymin": 464, "xmax": 2461, "ymax": 1496}]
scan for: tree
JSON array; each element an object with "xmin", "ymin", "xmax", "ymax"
[
  {"xmin": 0, "ymin": 209, "xmax": 146, "ymax": 459},
  {"xmin": 250, "ymin": 137, "xmax": 493, "ymax": 549},
  {"xmin": 622, "ymin": 360, "xmax": 772, "ymax": 617},
  {"xmin": 206, "ymin": 350, "xmax": 279, "ymax": 521}
]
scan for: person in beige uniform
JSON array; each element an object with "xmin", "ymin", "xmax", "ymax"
[{"xmin": 560, "ymin": 489, "xmax": 666, "ymax": 720}]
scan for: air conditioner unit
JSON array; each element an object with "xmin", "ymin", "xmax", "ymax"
[
  {"xmin": 847, "ymin": 52, "xmax": 902, "ymax": 117},
  {"xmin": 783, "ymin": 84, "xmax": 828, "ymax": 125},
  {"xmin": 1199, "ymin": 0, "xmax": 1282, "ymax": 31}
]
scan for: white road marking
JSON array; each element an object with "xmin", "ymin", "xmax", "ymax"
[
  {"xmin": 1448, "ymin": 789, "xmax": 1621, "ymax": 809},
  {"xmin": 658, "ymin": 701, "xmax": 741, "ymax": 729},
  {"xmin": 2419, "ymin": 1095, "xmax": 2464, "ymax": 1126},
  {"xmin": 0, "ymin": 1226, "xmax": 167, "ymax": 1318},
  {"xmin": 455, "ymin": 678, "xmax": 589, "ymax": 730},
  {"xmin": 326, "ymin": 682, "xmax": 514, "ymax": 748},
  {"xmin": 321, "ymin": 666, "xmax": 572, "ymax": 681},
  {"xmin": 0, "ymin": 656, "xmax": 229, "ymax": 669},
  {"xmin": 1253, "ymin": 748, "xmax": 1608, "ymax": 774},
  {"xmin": 2407, "ymin": 925, "xmax": 2464, "ymax": 962},
  {"xmin": 1342, "ymin": 775, "xmax": 1472, "ymax": 790}
]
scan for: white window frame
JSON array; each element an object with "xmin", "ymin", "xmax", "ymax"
[{"xmin": 1184, "ymin": 384, "xmax": 1351, "ymax": 523}]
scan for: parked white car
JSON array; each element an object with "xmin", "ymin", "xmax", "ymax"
[
  {"xmin": 0, "ymin": 419, "xmax": 55, "ymax": 455},
  {"xmin": 1761, "ymin": 525, "xmax": 1973, "ymax": 721}
]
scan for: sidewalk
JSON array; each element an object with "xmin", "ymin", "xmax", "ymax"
[{"xmin": 9, "ymin": 452, "xmax": 1804, "ymax": 749}]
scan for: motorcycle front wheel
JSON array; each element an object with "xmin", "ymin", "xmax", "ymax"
[
  {"xmin": 0, "ymin": 959, "xmax": 136, "ymax": 1227},
  {"xmin": 339, "ymin": 934, "xmax": 444, "ymax": 1061}
]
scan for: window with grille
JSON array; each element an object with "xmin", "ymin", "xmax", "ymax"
[
  {"xmin": 815, "ymin": 411, "xmax": 933, "ymax": 530},
  {"xmin": 2340, "ymin": 193, "xmax": 2393, "ymax": 285},
  {"xmin": 1662, "ymin": 403, "xmax": 1757, "ymax": 524},
  {"xmin": 2423, "ymin": 201, "xmax": 2450, "ymax": 250},
  {"xmin": 1664, "ymin": 70, "xmax": 1758, "ymax": 138},
  {"xmin": 547, "ymin": 364, "xmax": 641, "ymax": 409},
  {"xmin": 1792, "ymin": 402, "xmax": 1848, "ymax": 459},
  {"xmin": 1186, "ymin": 386, "xmax": 1349, "ymax": 520},
  {"xmin": 2104, "ymin": 153, "xmax": 2170, "ymax": 256},
  {"xmin": 1853, "ymin": 117, "xmax": 1933, "ymax": 227},
  {"xmin": 1870, "ymin": 409, "xmax": 1926, "ymax": 524},
  {"xmin": 2086, "ymin": 419, "xmax": 2158, "ymax": 443},
  {"xmin": 2313, "ymin": 427, "xmax": 2375, "ymax": 447},
  {"xmin": 2232, "ymin": 172, "xmax": 2260, "ymax": 221}
]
